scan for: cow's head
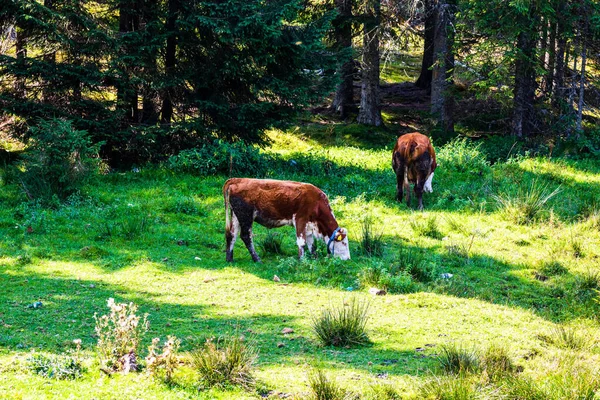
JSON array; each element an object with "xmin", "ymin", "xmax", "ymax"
[{"xmin": 327, "ymin": 227, "xmax": 350, "ymax": 260}]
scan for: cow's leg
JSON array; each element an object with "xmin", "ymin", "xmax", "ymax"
[
  {"xmin": 240, "ymin": 223, "xmax": 261, "ymax": 262},
  {"xmin": 230, "ymin": 196, "xmax": 261, "ymax": 262},
  {"xmin": 306, "ymin": 232, "xmax": 316, "ymax": 256},
  {"xmin": 404, "ymin": 168, "xmax": 411, "ymax": 207},
  {"xmin": 225, "ymin": 213, "xmax": 240, "ymax": 262},
  {"xmin": 415, "ymin": 181, "xmax": 425, "ymax": 211},
  {"xmin": 394, "ymin": 158, "xmax": 405, "ymax": 202},
  {"xmin": 294, "ymin": 218, "xmax": 308, "ymax": 259}
]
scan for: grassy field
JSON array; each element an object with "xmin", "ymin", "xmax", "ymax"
[{"xmin": 1, "ymin": 124, "xmax": 600, "ymax": 399}]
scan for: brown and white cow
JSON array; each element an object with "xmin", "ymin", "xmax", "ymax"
[
  {"xmin": 223, "ymin": 178, "xmax": 350, "ymax": 262},
  {"xmin": 392, "ymin": 132, "xmax": 437, "ymax": 210}
]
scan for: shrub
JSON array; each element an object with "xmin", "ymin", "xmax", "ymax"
[
  {"xmin": 308, "ymin": 368, "xmax": 349, "ymax": 400},
  {"xmin": 259, "ymin": 231, "xmax": 284, "ymax": 256},
  {"xmin": 380, "ymin": 271, "xmax": 419, "ymax": 294},
  {"xmin": 17, "ymin": 119, "xmax": 100, "ymax": 203},
  {"xmin": 360, "ymin": 215, "xmax": 385, "ymax": 257},
  {"xmin": 94, "ymin": 298, "xmax": 149, "ymax": 372},
  {"xmin": 358, "ymin": 263, "xmax": 386, "ymax": 288},
  {"xmin": 145, "ymin": 336, "xmax": 181, "ymax": 383},
  {"xmin": 312, "ymin": 298, "xmax": 370, "ymax": 347},
  {"xmin": 493, "ymin": 180, "xmax": 561, "ymax": 225},
  {"xmin": 410, "ymin": 216, "xmax": 444, "ymax": 240},
  {"xmin": 167, "ymin": 140, "xmax": 273, "ymax": 176},
  {"xmin": 191, "ymin": 336, "xmax": 257, "ymax": 390},
  {"xmin": 436, "ymin": 343, "xmax": 480, "ymax": 375},
  {"xmin": 25, "ymin": 353, "xmax": 84, "ymax": 380}
]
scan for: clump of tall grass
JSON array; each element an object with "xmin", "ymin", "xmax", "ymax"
[
  {"xmin": 493, "ymin": 180, "xmax": 561, "ymax": 225},
  {"xmin": 307, "ymin": 368, "xmax": 349, "ymax": 400},
  {"xmin": 410, "ymin": 215, "xmax": 444, "ymax": 240},
  {"xmin": 312, "ymin": 298, "xmax": 370, "ymax": 347},
  {"xmin": 419, "ymin": 374, "xmax": 482, "ymax": 400},
  {"xmin": 191, "ymin": 335, "xmax": 257, "ymax": 390},
  {"xmin": 480, "ymin": 344, "xmax": 516, "ymax": 382},
  {"xmin": 391, "ymin": 245, "xmax": 434, "ymax": 282},
  {"xmin": 437, "ymin": 138, "xmax": 490, "ymax": 175},
  {"xmin": 538, "ymin": 326, "xmax": 595, "ymax": 351},
  {"xmin": 538, "ymin": 260, "xmax": 568, "ymax": 277},
  {"xmin": 369, "ymin": 382, "xmax": 402, "ymax": 400},
  {"xmin": 360, "ymin": 215, "xmax": 385, "ymax": 257},
  {"xmin": 575, "ymin": 269, "xmax": 600, "ymax": 291},
  {"xmin": 259, "ymin": 231, "xmax": 284, "ymax": 255},
  {"xmin": 436, "ymin": 343, "xmax": 480, "ymax": 375}
]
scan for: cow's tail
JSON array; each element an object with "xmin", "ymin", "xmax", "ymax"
[{"xmin": 224, "ymin": 182, "xmax": 232, "ymax": 233}]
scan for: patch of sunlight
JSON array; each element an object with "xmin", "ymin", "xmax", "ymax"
[{"xmin": 519, "ymin": 158, "xmax": 600, "ymax": 185}]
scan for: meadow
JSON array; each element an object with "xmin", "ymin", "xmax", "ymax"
[{"xmin": 1, "ymin": 124, "xmax": 600, "ymax": 399}]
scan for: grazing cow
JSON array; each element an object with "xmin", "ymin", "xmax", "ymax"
[
  {"xmin": 392, "ymin": 132, "xmax": 437, "ymax": 210},
  {"xmin": 223, "ymin": 178, "xmax": 350, "ymax": 262}
]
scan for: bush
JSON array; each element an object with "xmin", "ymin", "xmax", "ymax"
[
  {"xmin": 94, "ymin": 298, "xmax": 149, "ymax": 372},
  {"xmin": 25, "ymin": 353, "xmax": 84, "ymax": 380},
  {"xmin": 437, "ymin": 138, "xmax": 490, "ymax": 175},
  {"xmin": 312, "ymin": 298, "xmax": 370, "ymax": 347},
  {"xmin": 436, "ymin": 343, "xmax": 480, "ymax": 375},
  {"xmin": 167, "ymin": 140, "xmax": 273, "ymax": 176},
  {"xmin": 308, "ymin": 368, "xmax": 349, "ymax": 400},
  {"xmin": 145, "ymin": 336, "xmax": 180, "ymax": 383},
  {"xmin": 494, "ymin": 180, "xmax": 561, "ymax": 225},
  {"xmin": 191, "ymin": 336, "xmax": 257, "ymax": 390},
  {"xmin": 380, "ymin": 271, "xmax": 420, "ymax": 294},
  {"xmin": 17, "ymin": 119, "xmax": 100, "ymax": 203}
]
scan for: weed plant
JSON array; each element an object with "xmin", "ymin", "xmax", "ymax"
[
  {"xmin": 312, "ymin": 298, "xmax": 370, "ymax": 347},
  {"xmin": 145, "ymin": 336, "xmax": 180, "ymax": 383},
  {"xmin": 94, "ymin": 298, "xmax": 149, "ymax": 372},
  {"xmin": 191, "ymin": 335, "xmax": 257, "ymax": 390},
  {"xmin": 25, "ymin": 353, "xmax": 84, "ymax": 380}
]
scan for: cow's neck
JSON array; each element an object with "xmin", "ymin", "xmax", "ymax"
[{"xmin": 317, "ymin": 215, "xmax": 339, "ymax": 239}]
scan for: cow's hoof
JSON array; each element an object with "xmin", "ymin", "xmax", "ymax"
[{"xmin": 252, "ymin": 256, "xmax": 262, "ymax": 263}]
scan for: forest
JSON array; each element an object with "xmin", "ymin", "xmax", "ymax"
[{"xmin": 1, "ymin": 0, "xmax": 600, "ymax": 399}]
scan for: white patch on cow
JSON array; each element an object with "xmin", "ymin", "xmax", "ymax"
[
  {"xmin": 296, "ymin": 236, "xmax": 306, "ymax": 248},
  {"xmin": 424, "ymin": 172, "xmax": 434, "ymax": 193},
  {"xmin": 324, "ymin": 227, "xmax": 351, "ymax": 260},
  {"xmin": 305, "ymin": 222, "xmax": 321, "ymax": 239}
]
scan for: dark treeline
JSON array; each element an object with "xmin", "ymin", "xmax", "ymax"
[{"xmin": 2, "ymin": 0, "xmax": 600, "ymax": 168}]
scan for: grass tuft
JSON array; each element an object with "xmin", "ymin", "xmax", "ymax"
[
  {"xmin": 191, "ymin": 335, "xmax": 257, "ymax": 390},
  {"xmin": 494, "ymin": 180, "xmax": 561, "ymax": 225},
  {"xmin": 480, "ymin": 344, "xmax": 516, "ymax": 381},
  {"xmin": 538, "ymin": 326, "xmax": 595, "ymax": 351},
  {"xmin": 391, "ymin": 245, "xmax": 434, "ymax": 282},
  {"xmin": 312, "ymin": 298, "xmax": 370, "ymax": 347},
  {"xmin": 360, "ymin": 215, "xmax": 385, "ymax": 257},
  {"xmin": 576, "ymin": 269, "xmax": 600, "ymax": 291},
  {"xmin": 410, "ymin": 216, "xmax": 444, "ymax": 240},
  {"xmin": 307, "ymin": 368, "xmax": 349, "ymax": 400},
  {"xmin": 419, "ymin": 374, "xmax": 481, "ymax": 400},
  {"xmin": 538, "ymin": 260, "xmax": 568, "ymax": 277},
  {"xmin": 25, "ymin": 353, "xmax": 84, "ymax": 380},
  {"xmin": 436, "ymin": 343, "xmax": 480, "ymax": 375},
  {"xmin": 259, "ymin": 231, "xmax": 284, "ymax": 256}
]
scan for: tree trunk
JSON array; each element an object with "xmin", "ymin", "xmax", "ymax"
[
  {"xmin": 331, "ymin": 0, "xmax": 354, "ymax": 118},
  {"xmin": 576, "ymin": 15, "xmax": 587, "ymax": 133},
  {"xmin": 430, "ymin": 0, "xmax": 454, "ymax": 134},
  {"xmin": 553, "ymin": 5, "xmax": 566, "ymax": 109},
  {"xmin": 543, "ymin": 20, "xmax": 557, "ymax": 96},
  {"xmin": 42, "ymin": 0, "xmax": 56, "ymax": 104},
  {"xmin": 512, "ymin": 29, "xmax": 537, "ymax": 137},
  {"xmin": 118, "ymin": 0, "xmax": 139, "ymax": 123},
  {"xmin": 161, "ymin": 0, "xmax": 179, "ymax": 124},
  {"xmin": 14, "ymin": 25, "xmax": 26, "ymax": 98},
  {"xmin": 357, "ymin": 0, "xmax": 383, "ymax": 126},
  {"xmin": 415, "ymin": 0, "xmax": 435, "ymax": 92}
]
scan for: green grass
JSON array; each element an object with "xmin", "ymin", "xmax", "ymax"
[{"xmin": 1, "ymin": 126, "xmax": 600, "ymax": 398}]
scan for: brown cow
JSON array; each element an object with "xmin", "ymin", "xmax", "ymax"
[
  {"xmin": 223, "ymin": 178, "xmax": 350, "ymax": 262},
  {"xmin": 392, "ymin": 132, "xmax": 437, "ymax": 210}
]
